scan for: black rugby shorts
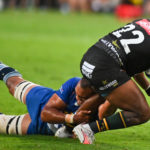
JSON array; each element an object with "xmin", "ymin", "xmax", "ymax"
[{"xmin": 80, "ymin": 45, "xmax": 130, "ymax": 95}]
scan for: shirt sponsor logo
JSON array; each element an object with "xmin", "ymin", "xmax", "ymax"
[
  {"xmin": 81, "ymin": 61, "xmax": 95, "ymax": 79},
  {"xmin": 136, "ymin": 19, "xmax": 150, "ymax": 35},
  {"xmin": 101, "ymin": 39, "xmax": 123, "ymax": 66},
  {"xmin": 101, "ymin": 39, "xmax": 118, "ymax": 52},
  {"xmin": 99, "ymin": 80, "xmax": 118, "ymax": 90},
  {"xmin": 60, "ymin": 86, "xmax": 64, "ymax": 94},
  {"xmin": 112, "ymin": 40, "xmax": 120, "ymax": 49}
]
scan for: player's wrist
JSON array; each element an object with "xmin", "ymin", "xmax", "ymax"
[
  {"xmin": 65, "ymin": 114, "xmax": 74, "ymax": 124},
  {"xmin": 145, "ymin": 85, "xmax": 150, "ymax": 96}
]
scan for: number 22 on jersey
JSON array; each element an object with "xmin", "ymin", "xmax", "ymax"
[{"xmin": 112, "ymin": 24, "xmax": 145, "ymax": 54}]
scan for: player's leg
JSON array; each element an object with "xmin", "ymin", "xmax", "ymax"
[
  {"xmin": 0, "ymin": 63, "xmax": 59, "ymax": 136},
  {"xmin": 7, "ymin": 76, "xmax": 38, "ymax": 104},
  {"xmin": 73, "ymin": 79, "xmax": 150, "ymax": 144},
  {"xmin": 105, "ymin": 79, "xmax": 150, "ymax": 126},
  {"xmin": 0, "ymin": 113, "xmax": 31, "ymax": 135},
  {"xmin": 91, "ymin": 79, "xmax": 150, "ymax": 130},
  {"xmin": 0, "ymin": 63, "xmax": 38, "ymax": 104},
  {"xmin": 98, "ymin": 100, "xmax": 117, "ymax": 120},
  {"xmin": 86, "ymin": 79, "xmax": 150, "ymax": 134}
]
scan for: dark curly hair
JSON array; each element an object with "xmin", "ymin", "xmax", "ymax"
[{"xmin": 80, "ymin": 77, "xmax": 96, "ymax": 93}]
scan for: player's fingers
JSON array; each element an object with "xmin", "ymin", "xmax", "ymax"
[{"xmin": 81, "ymin": 110, "xmax": 91, "ymax": 114}]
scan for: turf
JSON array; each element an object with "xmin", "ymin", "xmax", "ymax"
[{"xmin": 0, "ymin": 10, "xmax": 150, "ymax": 150}]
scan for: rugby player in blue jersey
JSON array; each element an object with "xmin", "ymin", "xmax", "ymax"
[{"xmin": 0, "ymin": 62, "xmax": 104, "ymax": 136}]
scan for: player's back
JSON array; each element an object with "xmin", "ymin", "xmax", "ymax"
[
  {"xmin": 111, "ymin": 19, "xmax": 150, "ymax": 76},
  {"xmin": 96, "ymin": 19, "xmax": 150, "ymax": 76}
]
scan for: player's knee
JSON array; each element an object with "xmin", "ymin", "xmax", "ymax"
[
  {"xmin": 6, "ymin": 77, "xmax": 25, "ymax": 95},
  {"xmin": 6, "ymin": 77, "xmax": 38, "ymax": 104},
  {"xmin": 14, "ymin": 81, "xmax": 38, "ymax": 104},
  {"xmin": 138, "ymin": 114, "xmax": 150, "ymax": 124},
  {"xmin": 138, "ymin": 106, "xmax": 150, "ymax": 123},
  {"xmin": 142, "ymin": 111, "xmax": 150, "ymax": 123}
]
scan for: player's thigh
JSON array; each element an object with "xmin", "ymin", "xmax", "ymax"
[{"xmin": 107, "ymin": 79, "xmax": 149, "ymax": 114}]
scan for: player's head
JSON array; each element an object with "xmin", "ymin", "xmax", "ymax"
[{"xmin": 75, "ymin": 77, "xmax": 96, "ymax": 105}]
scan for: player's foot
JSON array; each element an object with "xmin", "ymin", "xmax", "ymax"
[
  {"xmin": 55, "ymin": 126, "xmax": 73, "ymax": 138},
  {"xmin": 73, "ymin": 124, "xmax": 95, "ymax": 144}
]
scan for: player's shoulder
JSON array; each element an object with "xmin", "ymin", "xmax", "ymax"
[
  {"xmin": 59, "ymin": 77, "xmax": 81, "ymax": 94},
  {"xmin": 68, "ymin": 77, "xmax": 81, "ymax": 81},
  {"xmin": 62, "ymin": 77, "xmax": 80, "ymax": 89}
]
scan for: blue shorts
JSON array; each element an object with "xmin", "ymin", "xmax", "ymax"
[{"xmin": 26, "ymin": 86, "xmax": 55, "ymax": 135}]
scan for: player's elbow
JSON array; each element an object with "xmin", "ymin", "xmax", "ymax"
[
  {"xmin": 41, "ymin": 108, "xmax": 57, "ymax": 123},
  {"xmin": 41, "ymin": 109, "xmax": 48, "ymax": 122}
]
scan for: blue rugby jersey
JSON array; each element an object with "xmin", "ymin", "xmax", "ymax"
[
  {"xmin": 56, "ymin": 77, "xmax": 81, "ymax": 114},
  {"xmin": 26, "ymin": 77, "xmax": 80, "ymax": 135}
]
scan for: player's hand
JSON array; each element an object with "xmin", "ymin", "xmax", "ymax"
[{"xmin": 73, "ymin": 110, "xmax": 91, "ymax": 124}]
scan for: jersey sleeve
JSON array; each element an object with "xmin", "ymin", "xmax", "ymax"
[{"xmin": 55, "ymin": 77, "xmax": 80, "ymax": 104}]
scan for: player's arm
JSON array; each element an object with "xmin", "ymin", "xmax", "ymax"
[
  {"xmin": 41, "ymin": 93, "xmax": 91, "ymax": 124},
  {"xmin": 98, "ymin": 100, "xmax": 117, "ymax": 120},
  {"xmin": 133, "ymin": 72, "xmax": 150, "ymax": 95},
  {"xmin": 76, "ymin": 94, "xmax": 105, "ymax": 114},
  {"xmin": 41, "ymin": 93, "xmax": 67, "ymax": 124},
  {"xmin": 75, "ymin": 94, "xmax": 105, "ymax": 122},
  {"xmin": 77, "ymin": 94, "xmax": 117, "ymax": 120}
]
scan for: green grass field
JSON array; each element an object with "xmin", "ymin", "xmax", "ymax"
[{"xmin": 0, "ymin": 10, "xmax": 150, "ymax": 150}]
